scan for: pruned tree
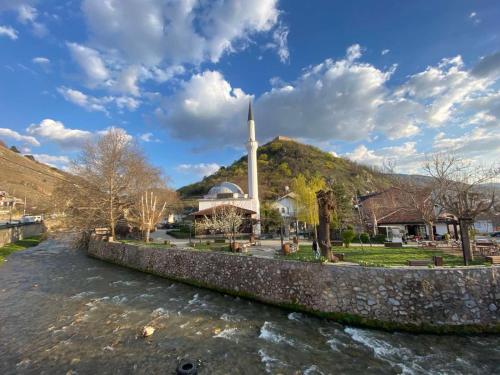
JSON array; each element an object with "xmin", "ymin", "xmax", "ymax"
[
  {"xmin": 316, "ymin": 189, "xmax": 336, "ymax": 261},
  {"xmin": 127, "ymin": 191, "xmax": 167, "ymax": 243},
  {"xmin": 424, "ymin": 153, "xmax": 499, "ymax": 264},
  {"xmin": 291, "ymin": 174, "xmax": 325, "ymax": 239},
  {"xmin": 196, "ymin": 205, "xmax": 244, "ymax": 248}
]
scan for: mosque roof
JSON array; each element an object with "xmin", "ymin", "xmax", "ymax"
[{"xmin": 205, "ymin": 182, "xmax": 245, "ymax": 198}]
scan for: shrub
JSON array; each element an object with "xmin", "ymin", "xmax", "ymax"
[
  {"xmin": 359, "ymin": 232, "xmax": 370, "ymax": 243},
  {"xmin": 372, "ymin": 234, "xmax": 386, "ymax": 243},
  {"xmin": 342, "ymin": 230, "xmax": 356, "ymax": 247}
]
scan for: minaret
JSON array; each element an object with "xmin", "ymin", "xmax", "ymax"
[{"xmin": 246, "ymin": 101, "xmax": 260, "ymax": 234}]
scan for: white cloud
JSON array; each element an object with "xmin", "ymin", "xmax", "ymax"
[
  {"xmin": 27, "ymin": 119, "xmax": 92, "ymax": 149},
  {"xmin": 57, "ymin": 87, "xmax": 140, "ymax": 113},
  {"xmin": 112, "ymin": 66, "xmax": 140, "ymax": 96},
  {"xmin": 139, "ymin": 132, "xmax": 160, "ymax": 142},
  {"xmin": 81, "ymin": 0, "xmax": 280, "ymax": 66},
  {"xmin": 57, "ymin": 87, "xmax": 109, "ymax": 113},
  {"xmin": 114, "ymin": 96, "xmax": 140, "ymax": 111},
  {"xmin": 344, "ymin": 142, "xmax": 425, "ymax": 173},
  {"xmin": 10, "ymin": 0, "xmax": 49, "ymax": 38},
  {"xmin": 269, "ymin": 23, "xmax": 290, "ymax": 63},
  {"xmin": 67, "ymin": 42, "xmax": 109, "ymax": 86},
  {"xmin": 176, "ymin": 163, "xmax": 221, "ymax": 178},
  {"xmin": 25, "ymin": 120, "xmax": 134, "ymax": 150},
  {"xmin": 30, "ymin": 154, "xmax": 70, "ymax": 169},
  {"xmin": 17, "ymin": 4, "xmax": 37, "ymax": 23},
  {"xmin": 0, "ymin": 25, "xmax": 18, "ymax": 40},
  {"xmin": 381, "ymin": 49, "xmax": 390, "ymax": 56},
  {"xmin": 432, "ymin": 127, "xmax": 500, "ymax": 160},
  {"xmin": 0, "ymin": 127, "xmax": 39, "ymax": 146},
  {"xmin": 32, "ymin": 56, "xmax": 50, "ymax": 65},
  {"xmin": 159, "ymin": 70, "xmax": 252, "ymax": 142},
  {"xmin": 158, "ymin": 47, "xmax": 500, "ymax": 150},
  {"xmin": 158, "ymin": 45, "xmax": 418, "ymax": 145},
  {"xmin": 346, "ymin": 44, "xmax": 362, "ymax": 62}
]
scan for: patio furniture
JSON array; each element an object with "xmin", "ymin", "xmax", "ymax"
[
  {"xmin": 407, "ymin": 259, "xmax": 431, "ymax": 266},
  {"xmin": 485, "ymin": 256, "xmax": 500, "ymax": 265}
]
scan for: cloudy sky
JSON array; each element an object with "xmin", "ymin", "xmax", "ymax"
[{"xmin": 0, "ymin": 0, "xmax": 499, "ymax": 187}]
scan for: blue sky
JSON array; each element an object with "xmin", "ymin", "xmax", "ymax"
[{"xmin": 0, "ymin": 0, "xmax": 499, "ymax": 188}]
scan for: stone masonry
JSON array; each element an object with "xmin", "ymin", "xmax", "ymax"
[{"xmin": 88, "ymin": 239, "xmax": 499, "ymax": 333}]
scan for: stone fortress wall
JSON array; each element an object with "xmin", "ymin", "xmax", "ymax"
[{"xmin": 88, "ymin": 239, "xmax": 499, "ymax": 333}]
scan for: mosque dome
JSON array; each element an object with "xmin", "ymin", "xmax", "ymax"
[{"xmin": 205, "ymin": 182, "xmax": 245, "ymax": 198}]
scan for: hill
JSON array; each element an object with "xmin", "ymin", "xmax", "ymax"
[
  {"xmin": 178, "ymin": 137, "xmax": 390, "ymax": 201},
  {"xmin": 0, "ymin": 142, "xmax": 72, "ymax": 213}
]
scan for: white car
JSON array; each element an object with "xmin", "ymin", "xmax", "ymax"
[{"xmin": 20, "ymin": 215, "xmax": 43, "ymax": 224}]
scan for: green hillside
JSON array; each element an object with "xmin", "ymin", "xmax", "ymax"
[{"xmin": 178, "ymin": 137, "xmax": 389, "ymax": 201}]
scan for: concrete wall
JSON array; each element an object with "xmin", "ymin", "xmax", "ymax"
[
  {"xmin": 88, "ymin": 239, "xmax": 500, "ymax": 333},
  {"xmin": 0, "ymin": 223, "xmax": 44, "ymax": 247}
]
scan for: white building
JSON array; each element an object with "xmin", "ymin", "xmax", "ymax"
[
  {"xmin": 273, "ymin": 192, "xmax": 297, "ymax": 218},
  {"xmin": 196, "ymin": 102, "xmax": 261, "ymax": 235}
]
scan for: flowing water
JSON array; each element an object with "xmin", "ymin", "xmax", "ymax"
[{"xmin": 0, "ymin": 237, "xmax": 499, "ymax": 375}]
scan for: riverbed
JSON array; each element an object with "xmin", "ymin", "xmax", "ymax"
[{"xmin": 0, "ymin": 237, "xmax": 499, "ymax": 374}]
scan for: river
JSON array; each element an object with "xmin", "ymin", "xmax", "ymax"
[{"xmin": 0, "ymin": 237, "xmax": 499, "ymax": 374}]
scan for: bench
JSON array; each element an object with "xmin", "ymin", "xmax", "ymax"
[
  {"xmin": 407, "ymin": 259, "xmax": 431, "ymax": 266},
  {"xmin": 486, "ymin": 256, "xmax": 500, "ymax": 265},
  {"xmin": 385, "ymin": 242, "xmax": 403, "ymax": 248}
]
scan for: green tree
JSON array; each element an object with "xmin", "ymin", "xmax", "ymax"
[
  {"xmin": 330, "ymin": 183, "xmax": 352, "ymax": 230},
  {"xmin": 342, "ymin": 229, "xmax": 356, "ymax": 247},
  {"xmin": 292, "ymin": 174, "xmax": 325, "ymax": 239},
  {"xmin": 260, "ymin": 202, "xmax": 282, "ymax": 234}
]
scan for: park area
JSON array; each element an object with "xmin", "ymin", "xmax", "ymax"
[
  {"xmin": 279, "ymin": 244, "xmax": 489, "ymax": 267},
  {"xmin": 119, "ymin": 235, "xmax": 490, "ymax": 267}
]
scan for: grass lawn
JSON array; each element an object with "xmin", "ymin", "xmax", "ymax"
[
  {"xmin": 119, "ymin": 239, "xmax": 230, "ymax": 252},
  {"xmin": 280, "ymin": 244, "xmax": 488, "ymax": 267},
  {"xmin": 119, "ymin": 239, "xmax": 174, "ymax": 248},
  {"xmin": 0, "ymin": 236, "xmax": 44, "ymax": 264}
]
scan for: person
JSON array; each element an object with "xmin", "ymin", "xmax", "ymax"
[{"xmin": 312, "ymin": 239, "xmax": 320, "ymax": 259}]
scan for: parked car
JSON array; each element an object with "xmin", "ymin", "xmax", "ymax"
[
  {"xmin": 19, "ymin": 215, "xmax": 43, "ymax": 224},
  {"xmin": 490, "ymin": 231, "xmax": 500, "ymax": 238}
]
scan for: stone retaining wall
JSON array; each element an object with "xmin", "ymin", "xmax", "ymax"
[
  {"xmin": 88, "ymin": 239, "xmax": 500, "ymax": 333},
  {"xmin": 0, "ymin": 223, "xmax": 44, "ymax": 247}
]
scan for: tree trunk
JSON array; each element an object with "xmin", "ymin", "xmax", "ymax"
[
  {"xmin": 316, "ymin": 190, "xmax": 335, "ymax": 261},
  {"xmin": 145, "ymin": 227, "xmax": 151, "ymax": 243},
  {"xmin": 459, "ymin": 218, "xmax": 474, "ymax": 265},
  {"xmin": 427, "ymin": 222, "xmax": 434, "ymax": 241},
  {"xmin": 372, "ymin": 213, "xmax": 378, "ymax": 235}
]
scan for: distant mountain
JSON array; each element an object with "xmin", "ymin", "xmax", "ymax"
[
  {"xmin": 0, "ymin": 141, "xmax": 72, "ymax": 213},
  {"xmin": 178, "ymin": 137, "xmax": 390, "ymax": 201}
]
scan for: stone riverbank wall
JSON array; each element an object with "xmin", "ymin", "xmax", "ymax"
[
  {"xmin": 88, "ymin": 239, "xmax": 500, "ymax": 333},
  {"xmin": 0, "ymin": 223, "xmax": 44, "ymax": 247}
]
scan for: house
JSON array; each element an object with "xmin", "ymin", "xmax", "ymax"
[
  {"xmin": 273, "ymin": 192, "xmax": 297, "ymax": 218},
  {"xmin": 358, "ymin": 188, "xmax": 459, "ymax": 241}
]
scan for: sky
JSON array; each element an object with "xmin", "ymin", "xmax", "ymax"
[{"xmin": 0, "ymin": 0, "xmax": 499, "ymax": 188}]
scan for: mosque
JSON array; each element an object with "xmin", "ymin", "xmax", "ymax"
[{"xmin": 194, "ymin": 102, "xmax": 261, "ymax": 235}]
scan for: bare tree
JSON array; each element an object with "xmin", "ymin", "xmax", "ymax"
[
  {"xmin": 424, "ymin": 153, "xmax": 499, "ymax": 264},
  {"xmin": 127, "ymin": 191, "xmax": 167, "ymax": 243},
  {"xmin": 57, "ymin": 128, "xmax": 165, "ymax": 240},
  {"xmin": 196, "ymin": 205, "xmax": 244, "ymax": 249}
]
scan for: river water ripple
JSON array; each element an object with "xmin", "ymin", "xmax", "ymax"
[{"xmin": 0, "ymin": 237, "xmax": 499, "ymax": 374}]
